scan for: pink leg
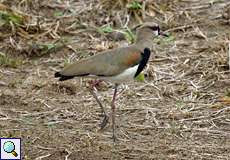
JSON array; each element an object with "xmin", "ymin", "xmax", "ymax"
[
  {"xmin": 88, "ymin": 80, "xmax": 109, "ymax": 129},
  {"xmin": 111, "ymin": 83, "xmax": 118, "ymax": 142}
]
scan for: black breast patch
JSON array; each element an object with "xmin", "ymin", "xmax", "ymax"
[{"xmin": 134, "ymin": 48, "xmax": 151, "ymax": 78}]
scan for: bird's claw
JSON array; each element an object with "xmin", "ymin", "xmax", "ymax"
[{"xmin": 99, "ymin": 114, "xmax": 109, "ymax": 129}]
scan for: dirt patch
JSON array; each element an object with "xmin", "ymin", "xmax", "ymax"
[{"xmin": 0, "ymin": 0, "xmax": 230, "ymax": 159}]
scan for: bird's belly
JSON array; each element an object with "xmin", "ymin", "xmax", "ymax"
[{"xmin": 101, "ymin": 65, "xmax": 138, "ymax": 83}]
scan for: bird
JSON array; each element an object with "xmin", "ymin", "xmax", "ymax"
[{"xmin": 54, "ymin": 22, "xmax": 167, "ymax": 141}]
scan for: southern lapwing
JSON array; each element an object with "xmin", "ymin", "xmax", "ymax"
[{"xmin": 55, "ymin": 22, "xmax": 167, "ymax": 141}]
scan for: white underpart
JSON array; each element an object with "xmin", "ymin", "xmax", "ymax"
[
  {"xmin": 101, "ymin": 65, "xmax": 139, "ymax": 83},
  {"xmin": 153, "ymin": 30, "xmax": 158, "ymax": 36}
]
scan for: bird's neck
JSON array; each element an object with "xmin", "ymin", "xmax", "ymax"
[{"xmin": 135, "ymin": 29, "xmax": 154, "ymax": 50}]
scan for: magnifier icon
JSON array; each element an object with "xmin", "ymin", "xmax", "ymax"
[{"xmin": 3, "ymin": 141, "xmax": 18, "ymax": 157}]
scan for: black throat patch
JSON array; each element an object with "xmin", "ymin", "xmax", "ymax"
[{"xmin": 134, "ymin": 48, "xmax": 151, "ymax": 78}]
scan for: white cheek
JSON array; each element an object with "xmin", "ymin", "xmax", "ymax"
[{"xmin": 153, "ymin": 30, "xmax": 158, "ymax": 36}]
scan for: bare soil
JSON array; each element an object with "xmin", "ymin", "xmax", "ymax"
[{"xmin": 0, "ymin": 0, "xmax": 230, "ymax": 159}]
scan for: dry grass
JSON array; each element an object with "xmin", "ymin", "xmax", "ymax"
[{"xmin": 0, "ymin": 0, "xmax": 230, "ymax": 159}]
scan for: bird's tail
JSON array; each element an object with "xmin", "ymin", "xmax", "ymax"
[{"xmin": 54, "ymin": 72, "xmax": 75, "ymax": 81}]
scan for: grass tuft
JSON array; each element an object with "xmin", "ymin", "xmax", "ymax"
[
  {"xmin": 126, "ymin": 1, "xmax": 142, "ymax": 10},
  {"xmin": 0, "ymin": 52, "xmax": 22, "ymax": 68}
]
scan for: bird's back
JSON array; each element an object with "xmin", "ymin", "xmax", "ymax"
[{"xmin": 56, "ymin": 45, "xmax": 143, "ymax": 79}]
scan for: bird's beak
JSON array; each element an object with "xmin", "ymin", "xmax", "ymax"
[{"xmin": 159, "ymin": 31, "xmax": 169, "ymax": 37}]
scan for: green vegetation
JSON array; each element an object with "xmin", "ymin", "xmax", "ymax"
[
  {"xmin": 28, "ymin": 41, "xmax": 63, "ymax": 56},
  {"xmin": 53, "ymin": 11, "xmax": 64, "ymax": 17},
  {"xmin": 153, "ymin": 34, "xmax": 175, "ymax": 44},
  {"xmin": 126, "ymin": 1, "xmax": 142, "ymax": 10},
  {"xmin": 98, "ymin": 25, "xmax": 136, "ymax": 43},
  {"xmin": 0, "ymin": 52, "xmax": 22, "ymax": 68},
  {"xmin": 98, "ymin": 25, "xmax": 114, "ymax": 33},
  {"xmin": 225, "ymin": 88, "xmax": 230, "ymax": 97},
  {"xmin": 39, "ymin": 43, "xmax": 56, "ymax": 53},
  {"xmin": 64, "ymin": 57, "xmax": 70, "ymax": 67},
  {"xmin": 123, "ymin": 27, "xmax": 136, "ymax": 43},
  {"xmin": 0, "ymin": 10, "xmax": 24, "ymax": 27},
  {"xmin": 135, "ymin": 72, "xmax": 145, "ymax": 82}
]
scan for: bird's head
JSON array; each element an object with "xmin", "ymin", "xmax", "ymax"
[{"xmin": 137, "ymin": 22, "xmax": 168, "ymax": 37}]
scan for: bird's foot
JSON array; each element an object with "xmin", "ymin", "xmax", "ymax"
[{"xmin": 99, "ymin": 113, "xmax": 109, "ymax": 129}]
